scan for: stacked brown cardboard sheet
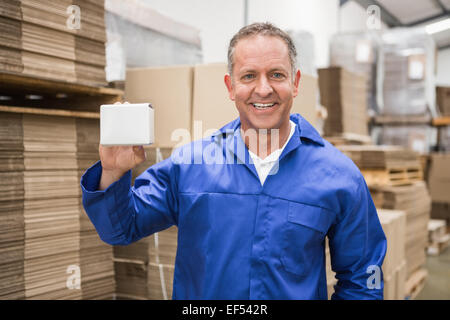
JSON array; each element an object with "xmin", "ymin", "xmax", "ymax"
[
  {"xmin": 113, "ymin": 147, "xmax": 177, "ymax": 300},
  {"xmin": 0, "ymin": 112, "xmax": 25, "ymax": 299},
  {"xmin": 114, "ymin": 226, "xmax": 177, "ymax": 300},
  {"xmin": 370, "ymin": 182, "xmax": 430, "ymax": 295},
  {"xmin": 324, "ymin": 238, "xmax": 336, "ymax": 300},
  {"xmin": 338, "ymin": 145, "xmax": 420, "ymax": 169},
  {"xmin": 76, "ymin": 118, "xmax": 115, "ymax": 300},
  {"xmin": 0, "ymin": 0, "xmax": 107, "ymax": 86},
  {"xmin": 329, "ymin": 32, "xmax": 378, "ymax": 114},
  {"xmin": 377, "ymin": 209, "xmax": 407, "ymax": 300},
  {"xmin": 338, "ymin": 145, "xmax": 422, "ymax": 187},
  {"xmin": 22, "ymin": 114, "xmax": 81, "ymax": 299},
  {"xmin": 436, "ymin": 86, "xmax": 450, "ymax": 117},
  {"xmin": 318, "ymin": 67, "xmax": 368, "ymax": 138},
  {"xmin": 428, "ymin": 153, "xmax": 450, "ymax": 226},
  {"xmin": 427, "ymin": 219, "xmax": 450, "ymax": 256}
]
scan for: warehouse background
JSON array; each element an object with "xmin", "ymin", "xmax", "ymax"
[{"xmin": 0, "ymin": 0, "xmax": 449, "ymax": 300}]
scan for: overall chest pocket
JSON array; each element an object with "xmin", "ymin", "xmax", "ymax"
[{"xmin": 280, "ymin": 202, "xmax": 331, "ymax": 277}]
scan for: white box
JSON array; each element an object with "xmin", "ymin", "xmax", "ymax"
[{"xmin": 100, "ymin": 103, "xmax": 154, "ymax": 145}]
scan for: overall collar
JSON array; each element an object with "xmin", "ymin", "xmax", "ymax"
[{"xmin": 210, "ymin": 113, "xmax": 324, "ymax": 181}]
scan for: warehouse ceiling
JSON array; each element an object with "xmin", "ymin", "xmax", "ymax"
[{"xmin": 347, "ymin": 0, "xmax": 450, "ymax": 49}]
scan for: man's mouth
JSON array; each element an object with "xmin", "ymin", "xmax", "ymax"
[{"xmin": 252, "ymin": 103, "xmax": 277, "ymax": 110}]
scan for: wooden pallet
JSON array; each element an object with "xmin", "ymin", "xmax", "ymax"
[
  {"xmin": 324, "ymin": 133, "xmax": 373, "ymax": 146},
  {"xmin": 405, "ymin": 268, "xmax": 428, "ymax": 300},
  {"xmin": 0, "ymin": 72, "xmax": 123, "ymax": 112},
  {"xmin": 432, "ymin": 117, "xmax": 450, "ymax": 127},
  {"xmin": 361, "ymin": 166, "xmax": 423, "ymax": 187}
]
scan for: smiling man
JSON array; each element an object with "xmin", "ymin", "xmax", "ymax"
[{"xmin": 81, "ymin": 22, "xmax": 387, "ymax": 300}]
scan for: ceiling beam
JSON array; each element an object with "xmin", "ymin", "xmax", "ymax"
[
  {"xmin": 406, "ymin": 12, "xmax": 450, "ymax": 26},
  {"xmin": 438, "ymin": 43, "xmax": 450, "ymax": 50},
  {"xmin": 433, "ymin": 0, "xmax": 448, "ymax": 13},
  {"xmin": 351, "ymin": 0, "xmax": 403, "ymax": 27}
]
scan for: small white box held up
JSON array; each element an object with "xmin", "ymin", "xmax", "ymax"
[{"xmin": 100, "ymin": 103, "xmax": 154, "ymax": 145}]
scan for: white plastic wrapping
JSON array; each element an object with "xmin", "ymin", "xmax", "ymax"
[
  {"xmin": 287, "ymin": 30, "xmax": 317, "ymax": 77},
  {"xmin": 330, "ymin": 31, "xmax": 380, "ymax": 114},
  {"xmin": 377, "ymin": 28, "xmax": 436, "ymax": 117},
  {"xmin": 104, "ymin": 9, "xmax": 202, "ymax": 82},
  {"xmin": 373, "ymin": 125, "xmax": 437, "ymax": 154}
]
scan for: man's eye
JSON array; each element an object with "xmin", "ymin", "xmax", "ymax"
[
  {"xmin": 243, "ymin": 74, "xmax": 255, "ymax": 80},
  {"xmin": 272, "ymin": 72, "xmax": 284, "ymax": 79}
]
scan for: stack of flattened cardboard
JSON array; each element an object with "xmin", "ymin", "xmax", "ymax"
[
  {"xmin": 436, "ymin": 86, "xmax": 450, "ymax": 116},
  {"xmin": 377, "ymin": 209, "xmax": 406, "ymax": 300},
  {"xmin": 0, "ymin": 112, "xmax": 25, "ymax": 299},
  {"xmin": 330, "ymin": 32, "xmax": 379, "ymax": 114},
  {"xmin": 318, "ymin": 67, "xmax": 368, "ymax": 137},
  {"xmin": 338, "ymin": 145, "xmax": 420, "ymax": 169},
  {"xmin": 113, "ymin": 147, "xmax": 177, "ymax": 300},
  {"xmin": 324, "ymin": 238, "xmax": 336, "ymax": 300},
  {"xmin": 76, "ymin": 118, "xmax": 115, "ymax": 299},
  {"xmin": 428, "ymin": 153, "xmax": 450, "ymax": 226},
  {"xmin": 22, "ymin": 114, "xmax": 81, "ymax": 299},
  {"xmin": 0, "ymin": 0, "xmax": 107, "ymax": 86},
  {"xmin": 338, "ymin": 145, "xmax": 422, "ymax": 187},
  {"xmin": 370, "ymin": 182, "xmax": 430, "ymax": 296},
  {"xmin": 114, "ymin": 226, "xmax": 177, "ymax": 300}
]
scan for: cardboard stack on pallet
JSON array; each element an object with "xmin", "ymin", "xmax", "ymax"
[
  {"xmin": 436, "ymin": 86, "xmax": 450, "ymax": 117},
  {"xmin": 22, "ymin": 114, "xmax": 81, "ymax": 299},
  {"xmin": 377, "ymin": 209, "xmax": 407, "ymax": 300},
  {"xmin": 329, "ymin": 32, "xmax": 379, "ymax": 114},
  {"xmin": 76, "ymin": 118, "xmax": 115, "ymax": 299},
  {"xmin": 375, "ymin": 29, "xmax": 436, "ymax": 155},
  {"xmin": 338, "ymin": 144, "xmax": 429, "ymax": 299},
  {"xmin": 427, "ymin": 219, "xmax": 450, "ymax": 256},
  {"xmin": 338, "ymin": 145, "xmax": 422, "ymax": 187},
  {"xmin": 0, "ymin": 0, "xmax": 107, "ymax": 86},
  {"xmin": 318, "ymin": 66, "xmax": 369, "ymax": 141},
  {"xmin": 428, "ymin": 153, "xmax": 450, "ymax": 227},
  {"xmin": 114, "ymin": 226, "xmax": 177, "ymax": 300},
  {"xmin": 0, "ymin": 112, "xmax": 25, "ymax": 299},
  {"xmin": 370, "ymin": 182, "xmax": 430, "ymax": 299}
]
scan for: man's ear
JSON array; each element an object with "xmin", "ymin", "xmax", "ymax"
[
  {"xmin": 292, "ymin": 69, "xmax": 301, "ymax": 98},
  {"xmin": 224, "ymin": 74, "xmax": 235, "ymax": 101}
]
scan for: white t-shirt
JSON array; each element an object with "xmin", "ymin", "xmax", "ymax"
[{"xmin": 247, "ymin": 120, "xmax": 296, "ymax": 186}]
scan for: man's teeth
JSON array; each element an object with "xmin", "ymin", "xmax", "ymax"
[{"xmin": 252, "ymin": 103, "xmax": 275, "ymax": 109}]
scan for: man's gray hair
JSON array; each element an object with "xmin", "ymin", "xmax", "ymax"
[{"xmin": 227, "ymin": 22, "xmax": 297, "ymax": 78}]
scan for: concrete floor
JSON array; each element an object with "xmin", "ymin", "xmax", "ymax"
[{"xmin": 415, "ymin": 247, "xmax": 450, "ymax": 300}]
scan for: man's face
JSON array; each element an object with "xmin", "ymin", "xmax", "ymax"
[{"xmin": 225, "ymin": 35, "xmax": 301, "ymax": 132}]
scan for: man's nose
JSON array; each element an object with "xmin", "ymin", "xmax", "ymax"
[{"xmin": 254, "ymin": 76, "xmax": 273, "ymax": 97}]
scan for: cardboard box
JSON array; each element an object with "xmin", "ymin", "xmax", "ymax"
[
  {"xmin": 125, "ymin": 65, "xmax": 193, "ymax": 148},
  {"xmin": 318, "ymin": 67, "xmax": 368, "ymax": 137},
  {"xmin": 292, "ymin": 73, "xmax": 318, "ymax": 129},
  {"xmin": 436, "ymin": 86, "xmax": 450, "ymax": 116},
  {"xmin": 395, "ymin": 260, "xmax": 406, "ymax": 300},
  {"xmin": 192, "ymin": 63, "xmax": 318, "ymax": 136},
  {"xmin": 100, "ymin": 103, "xmax": 154, "ymax": 145},
  {"xmin": 192, "ymin": 63, "xmax": 238, "ymax": 135},
  {"xmin": 428, "ymin": 153, "xmax": 450, "ymax": 203}
]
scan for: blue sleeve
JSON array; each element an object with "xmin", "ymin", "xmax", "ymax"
[
  {"xmin": 80, "ymin": 159, "xmax": 178, "ymax": 246},
  {"xmin": 328, "ymin": 175, "xmax": 387, "ymax": 300}
]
